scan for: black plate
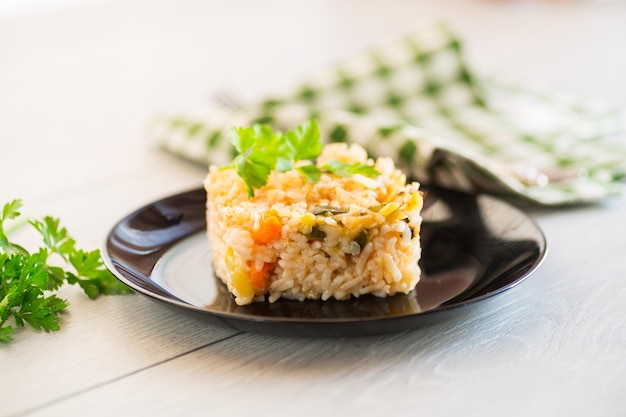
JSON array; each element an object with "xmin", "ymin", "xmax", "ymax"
[{"xmin": 103, "ymin": 187, "xmax": 546, "ymax": 337}]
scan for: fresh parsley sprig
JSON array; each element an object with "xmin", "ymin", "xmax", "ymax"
[
  {"xmin": 0, "ymin": 199, "xmax": 133, "ymax": 343},
  {"xmin": 227, "ymin": 119, "xmax": 380, "ymax": 197}
]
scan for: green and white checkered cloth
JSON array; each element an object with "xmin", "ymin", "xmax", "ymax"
[{"xmin": 151, "ymin": 23, "xmax": 626, "ymax": 206}]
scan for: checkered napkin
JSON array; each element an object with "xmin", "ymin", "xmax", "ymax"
[{"xmin": 150, "ymin": 23, "xmax": 626, "ymax": 205}]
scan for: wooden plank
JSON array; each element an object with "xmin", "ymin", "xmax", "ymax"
[
  {"xmin": 20, "ymin": 278, "xmax": 626, "ymax": 416},
  {"xmin": 2, "ymin": 0, "xmax": 626, "ymax": 416},
  {"xmin": 0, "ymin": 151, "xmax": 236, "ymax": 417},
  {"xmin": 8, "ymin": 196, "xmax": 626, "ymax": 416},
  {"xmin": 1, "ymin": 285, "xmax": 238, "ymax": 416}
]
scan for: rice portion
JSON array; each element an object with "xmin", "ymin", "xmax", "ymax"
[{"xmin": 204, "ymin": 143, "xmax": 423, "ymax": 306}]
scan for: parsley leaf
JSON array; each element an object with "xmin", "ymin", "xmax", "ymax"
[
  {"xmin": 229, "ymin": 124, "xmax": 283, "ymax": 197},
  {"xmin": 29, "ymin": 216, "xmax": 76, "ymax": 260},
  {"xmin": 0, "ymin": 199, "xmax": 133, "ymax": 343},
  {"xmin": 285, "ymin": 119, "xmax": 322, "ymax": 161},
  {"xmin": 322, "ymin": 160, "xmax": 381, "ymax": 178},
  {"xmin": 227, "ymin": 119, "xmax": 380, "ymax": 196},
  {"xmin": 0, "ymin": 199, "xmax": 29, "ymax": 256},
  {"xmin": 296, "ymin": 165, "xmax": 323, "ymax": 183}
]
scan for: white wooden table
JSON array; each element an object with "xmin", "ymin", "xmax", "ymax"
[{"xmin": 2, "ymin": 1, "xmax": 626, "ymax": 416}]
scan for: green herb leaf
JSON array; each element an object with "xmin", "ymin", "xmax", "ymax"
[
  {"xmin": 296, "ymin": 165, "xmax": 322, "ymax": 183},
  {"xmin": 285, "ymin": 119, "xmax": 322, "ymax": 161},
  {"xmin": 276, "ymin": 157, "xmax": 293, "ymax": 173},
  {"xmin": 226, "ymin": 119, "xmax": 381, "ymax": 197},
  {"xmin": 1, "ymin": 199, "xmax": 22, "ymax": 222},
  {"xmin": 322, "ymin": 160, "xmax": 380, "ymax": 178},
  {"xmin": 229, "ymin": 124, "xmax": 284, "ymax": 197},
  {"xmin": 29, "ymin": 217, "xmax": 76, "ymax": 259},
  {"xmin": 0, "ymin": 199, "xmax": 29, "ymax": 256},
  {"xmin": 0, "ymin": 325, "xmax": 13, "ymax": 342},
  {"xmin": 16, "ymin": 289, "xmax": 67, "ymax": 332},
  {"xmin": 234, "ymin": 153, "xmax": 274, "ymax": 197},
  {"xmin": 69, "ymin": 249, "xmax": 133, "ymax": 299},
  {"xmin": 229, "ymin": 125, "xmax": 258, "ymax": 154},
  {"xmin": 311, "ymin": 205, "xmax": 349, "ymax": 216},
  {"xmin": 0, "ymin": 200, "xmax": 133, "ymax": 343}
]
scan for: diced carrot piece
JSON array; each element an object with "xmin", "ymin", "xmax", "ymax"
[
  {"xmin": 251, "ymin": 213, "xmax": 282, "ymax": 244},
  {"xmin": 248, "ymin": 262, "xmax": 275, "ymax": 290}
]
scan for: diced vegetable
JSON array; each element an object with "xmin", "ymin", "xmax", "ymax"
[
  {"xmin": 307, "ymin": 225, "xmax": 326, "ymax": 240},
  {"xmin": 311, "ymin": 205, "xmax": 349, "ymax": 216},
  {"xmin": 225, "ymin": 247, "xmax": 254, "ymax": 298},
  {"xmin": 353, "ymin": 230, "xmax": 368, "ymax": 250},
  {"xmin": 251, "ymin": 211, "xmax": 282, "ymax": 244},
  {"xmin": 378, "ymin": 202, "xmax": 400, "ymax": 216},
  {"xmin": 248, "ymin": 261, "xmax": 275, "ymax": 290}
]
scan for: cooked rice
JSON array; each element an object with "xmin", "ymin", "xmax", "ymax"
[{"xmin": 204, "ymin": 143, "xmax": 423, "ymax": 306}]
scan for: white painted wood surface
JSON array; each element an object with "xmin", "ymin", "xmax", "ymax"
[{"xmin": 1, "ymin": 1, "xmax": 625, "ymax": 416}]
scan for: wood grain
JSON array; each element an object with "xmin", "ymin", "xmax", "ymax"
[
  {"xmin": 21, "ymin": 283, "xmax": 626, "ymax": 416},
  {"xmin": 2, "ymin": 0, "xmax": 626, "ymax": 416}
]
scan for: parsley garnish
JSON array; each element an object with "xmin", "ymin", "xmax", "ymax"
[
  {"xmin": 227, "ymin": 119, "xmax": 380, "ymax": 197},
  {"xmin": 0, "ymin": 199, "xmax": 133, "ymax": 343}
]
